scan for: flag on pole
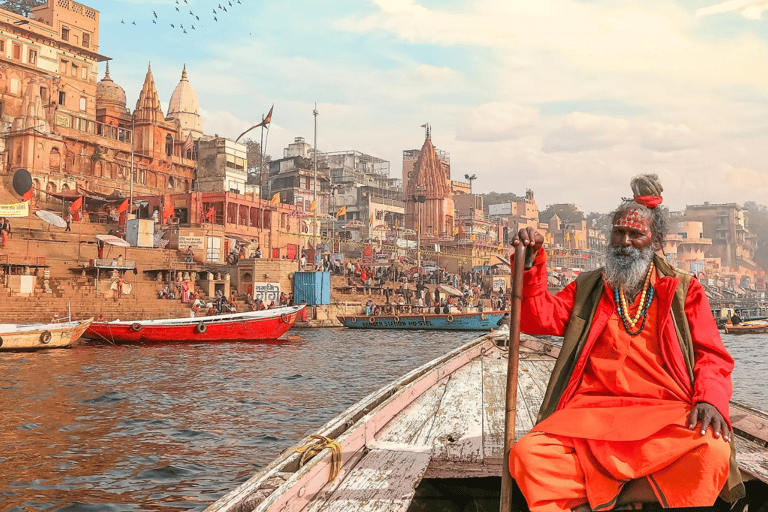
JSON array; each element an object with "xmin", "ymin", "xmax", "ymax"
[
  {"xmin": 498, "ymin": 242, "xmax": 504, "ymax": 250},
  {"xmin": 116, "ymin": 198, "xmax": 129, "ymax": 213},
  {"xmin": 565, "ymin": 233, "xmax": 570, "ymax": 242},
  {"xmin": 336, "ymin": 205, "xmax": 346, "ymax": 217},
  {"xmin": 235, "ymin": 105, "xmax": 274, "ymax": 143},
  {"xmin": 369, "ymin": 215, "xmax": 373, "ymax": 225},
  {"xmin": 470, "ymin": 234, "xmax": 476, "ymax": 242},
  {"xmin": 22, "ymin": 188, "xmax": 34, "ymax": 201},
  {"xmin": 163, "ymin": 194, "xmax": 174, "ymax": 220},
  {"xmin": 70, "ymin": 196, "xmax": 83, "ymax": 212},
  {"xmin": 453, "ymin": 225, "xmax": 459, "ymax": 236},
  {"xmin": 395, "ymin": 218, "xmax": 399, "ymax": 229},
  {"xmin": 205, "ymin": 206, "xmax": 215, "ymax": 222},
  {"xmin": 309, "ymin": 200, "xmax": 318, "ymax": 212},
  {"xmin": 270, "ymin": 192, "xmax": 280, "ymax": 206}
]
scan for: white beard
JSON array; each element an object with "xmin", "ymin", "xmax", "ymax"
[{"xmin": 603, "ymin": 245, "xmax": 654, "ymax": 297}]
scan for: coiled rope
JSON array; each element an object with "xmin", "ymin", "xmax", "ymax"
[{"xmin": 295, "ymin": 434, "xmax": 342, "ymax": 482}]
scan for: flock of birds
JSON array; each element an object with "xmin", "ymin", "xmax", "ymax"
[{"xmin": 121, "ymin": 0, "xmax": 243, "ymax": 33}]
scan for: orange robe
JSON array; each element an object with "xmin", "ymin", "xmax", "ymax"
[{"xmin": 510, "ymin": 275, "xmax": 730, "ymax": 511}]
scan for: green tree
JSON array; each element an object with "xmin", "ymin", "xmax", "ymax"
[
  {"xmin": 243, "ymin": 138, "xmax": 271, "ymax": 190},
  {"xmin": 539, "ymin": 203, "xmax": 584, "ymax": 224}
]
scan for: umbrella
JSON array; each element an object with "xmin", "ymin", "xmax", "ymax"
[
  {"xmin": 373, "ymin": 224, "xmax": 388, "ymax": 230},
  {"xmin": 439, "ymin": 284, "xmax": 464, "ymax": 297},
  {"xmin": 345, "ymin": 220, "xmax": 364, "ymax": 227},
  {"xmin": 401, "ymin": 229, "xmax": 416, "ymax": 235},
  {"xmin": 35, "ymin": 210, "xmax": 67, "ymax": 228},
  {"xmin": 96, "ymin": 234, "xmax": 130, "ymax": 247}
]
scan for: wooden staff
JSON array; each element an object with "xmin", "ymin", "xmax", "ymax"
[{"xmin": 500, "ymin": 242, "xmax": 526, "ymax": 512}]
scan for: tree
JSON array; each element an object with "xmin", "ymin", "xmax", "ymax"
[
  {"xmin": 744, "ymin": 202, "xmax": 768, "ymax": 270},
  {"xmin": 0, "ymin": 0, "xmax": 44, "ymax": 17},
  {"xmin": 243, "ymin": 138, "xmax": 271, "ymax": 190},
  {"xmin": 539, "ymin": 203, "xmax": 584, "ymax": 224}
]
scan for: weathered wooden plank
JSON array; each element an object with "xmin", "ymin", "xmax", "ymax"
[
  {"xmin": 482, "ymin": 358, "xmax": 507, "ymax": 460},
  {"xmin": 306, "ymin": 449, "xmax": 431, "ymax": 512},
  {"xmin": 735, "ymin": 436, "xmax": 768, "ymax": 484},
  {"xmin": 375, "ymin": 381, "xmax": 448, "ymax": 445},
  {"xmin": 417, "ymin": 360, "xmax": 484, "ymax": 462},
  {"xmin": 517, "ymin": 360, "xmax": 547, "ymax": 428}
]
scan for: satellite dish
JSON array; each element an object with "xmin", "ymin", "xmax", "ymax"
[{"xmin": 11, "ymin": 168, "xmax": 32, "ymax": 196}]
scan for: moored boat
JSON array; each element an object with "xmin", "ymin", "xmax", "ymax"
[
  {"xmin": 724, "ymin": 320, "xmax": 768, "ymax": 335},
  {"xmin": 204, "ymin": 332, "xmax": 768, "ymax": 512},
  {"xmin": 337, "ymin": 310, "xmax": 505, "ymax": 330},
  {"xmin": 84, "ymin": 305, "xmax": 304, "ymax": 344},
  {"xmin": 0, "ymin": 318, "xmax": 93, "ymax": 351}
]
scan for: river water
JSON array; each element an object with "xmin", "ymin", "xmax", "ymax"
[{"xmin": 0, "ymin": 329, "xmax": 765, "ymax": 512}]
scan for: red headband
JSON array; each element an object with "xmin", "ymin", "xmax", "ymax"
[{"xmin": 634, "ymin": 195, "xmax": 663, "ymax": 209}]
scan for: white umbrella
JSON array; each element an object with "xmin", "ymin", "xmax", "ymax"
[
  {"xmin": 35, "ymin": 210, "xmax": 67, "ymax": 228},
  {"xmin": 96, "ymin": 234, "xmax": 130, "ymax": 247}
]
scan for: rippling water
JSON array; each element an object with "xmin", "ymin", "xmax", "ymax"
[
  {"xmin": 0, "ymin": 328, "xmax": 478, "ymax": 512},
  {"xmin": 0, "ymin": 329, "xmax": 765, "ymax": 512}
]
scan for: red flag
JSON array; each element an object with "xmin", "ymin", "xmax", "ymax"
[
  {"xmin": 163, "ymin": 195, "xmax": 174, "ymax": 220},
  {"xmin": 235, "ymin": 104, "xmax": 274, "ymax": 142},
  {"xmin": 116, "ymin": 198, "xmax": 129, "ymax": 213},
  {"xmin": 205, "ymin": 206, "xmax": 215, "ymax": 221},
  {"xmin": 22, "ymin": 188, "xmax": 34, "ymax": 201},
  {"xmin": 70, "ymin": 196, "xmax": 83, "ymax": 211}
]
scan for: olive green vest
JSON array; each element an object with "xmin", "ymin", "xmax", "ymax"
[{"xmin": 535, "ymin": 255, "xmax": 745, "ymax": 502}]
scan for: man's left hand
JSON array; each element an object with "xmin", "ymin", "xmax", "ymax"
[{"xmin": 688, "ymin": 402, "xmax": 731, "ymax": 442}]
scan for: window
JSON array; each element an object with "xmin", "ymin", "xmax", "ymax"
[
  {"xmin": 71, "ymin": 63, "xmax": 78, "ymax": 77},
  {"xmin": 61, "ymin": 26, "xmax": 69, "ymax": 41},
  {"xmin": 58, "ymin": 91, "xmax": 66, "ymax": 106},
  {"xmin": 165, "ymin": 134, "xmax": 173, "ymax": 156},
  {"xmin": 28, "ymin": 49, "xmax": 36, "ymax": 65},
  {"xmin": 82, "ymin": 33, "xmax": 90, "ymax": 48},
  {"xmin": 79, "ymin": 96, "xmax": 86, "ymax": 111},
  {"xmin": 12, "ymin": 43, "xmax": 20, "ymax": 60},
  {"xmin": 59, "ymin": 60, "xmax": 68, "ymax": 74},
  {"xmin": 40, "ymin": 86, "xmax": 48, "ymax": 103},
  {"xmin": 81, "ymin": 66, "xmax": 87, "ymax": 79},
  {"xmin": 0, "ymin": 40, "xmax": 4, "ymax": 53}
]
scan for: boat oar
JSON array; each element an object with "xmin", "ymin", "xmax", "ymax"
[{"xmin": 500, "ymin": 242, "xmax": 526, "ymax": 512}]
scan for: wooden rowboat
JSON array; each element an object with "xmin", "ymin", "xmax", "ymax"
[
  {"xmin": 337, "ymin": 311, "xmax": 505, "ymax": 330},
  {"xmin": 724, "ymin": 320, "xmax": 768, "ymax": 335},
  {"xmin": 0, "ymin": 318, "xmax": 93, "ymax": 351},
  {"xmin": 205, "ymin": 332, "xmax": 768, "ymax": 512},
  {"xmin": 84, "ymin": 306, "xmax": 304, "ymax": 344}
]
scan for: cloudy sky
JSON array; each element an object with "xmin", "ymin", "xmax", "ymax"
[{"xmin": 90, "ymin": 0, "xmax": 768, "ymax": 213}]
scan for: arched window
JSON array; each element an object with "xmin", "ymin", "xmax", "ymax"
[
  {"xmin": 168, "ymin": 176, "xmax": 175, "ymax": 189},
  {"xmin": 165, "ymin": 134, "xmax": 173, "ymax": 156},
  {"xmin": 49, "ymin": 147, "xmax": 60, "ymax": 170},
  {"xmin": 33, "ymin": 179, "xmax": 41, "ymax": 199}
]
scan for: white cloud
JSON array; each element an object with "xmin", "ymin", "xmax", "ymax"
[
  {"xmin": 696, "ymin": 0, "xmax": 768, "ymax": 19},
  {"xmin": 542, "ymin": 113, "xmax": 633, "ymax": 153},
  {"xmin": 640, "ymin": 123, "xmax": 700, "ymax": 152},
  {"xmin": 456, "ymin": 103, "xmax": 539, "ymax": 142}
]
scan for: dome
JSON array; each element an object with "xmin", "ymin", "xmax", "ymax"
[
  {"xmin": 167, "ymin": 65, "xmax": 203, "ymax": 139},
  {"xmin": 96, "ymin": 62, "xmax": 127, "ymax": 108}
]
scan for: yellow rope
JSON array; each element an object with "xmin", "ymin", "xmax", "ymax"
[{"xmin": 295, "ymin": 434, "xmax": 342, "ymax": 482}]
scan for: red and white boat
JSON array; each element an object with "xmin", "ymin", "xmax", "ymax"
[{"xmin": 84, "ymin": 305, "xmax": 305, "ymax": 344}]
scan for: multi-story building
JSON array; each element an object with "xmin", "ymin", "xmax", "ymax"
[
  {"xmin": 1, "ymin": 0, "xmax": 197, "ymax": 203},
  {"xmin": 197, "ymin": 137, "xmax": 249, "ymax": 195},
  {"xmin": 487, "ymin": 190, "xmax": 540, "ymax": 238},
  {"xmin": 663, "ymin": 220, "xmax": 713, "ymax": 274},
  {"xmin": 325, "ymin": 150, "xmax": 403, "ymax": 242},
  {"xmin": 267, "ymin": 137, "xmax": 330, "ymax": 216},
  {"xmin": 684, "ymin": 203, "xmax": 757, "ymax": 272}
]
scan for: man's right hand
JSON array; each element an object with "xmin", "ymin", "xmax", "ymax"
[{"xmin": 511, "ymin": 227, "xmax": 544, "ymax": 266}]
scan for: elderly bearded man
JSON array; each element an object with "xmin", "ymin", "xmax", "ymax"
[{"xmin": 509, "ymin": 175, "xmax": 744, "ymax": 512}]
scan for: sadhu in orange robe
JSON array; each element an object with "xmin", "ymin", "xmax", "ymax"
[{"xmin": 511, "ymin": 254, "xmax": 734, "ymax": 512}]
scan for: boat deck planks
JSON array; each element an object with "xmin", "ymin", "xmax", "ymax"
[
  {"xmin": 205, "ymin": 333, "xmax": 768, "ymax": 512},
  {"xmin": 303, "ymin": 449, "xmax": 431, "ymax": 512}
]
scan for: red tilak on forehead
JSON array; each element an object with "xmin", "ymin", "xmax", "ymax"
[{"xmin": 614, "ymin": 210, "xmax": 650, "ymax": 234}]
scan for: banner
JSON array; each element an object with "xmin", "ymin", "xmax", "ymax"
[
  {"xmin": 252, "ymin": 282, "xmax": 280, "ymax": 303},
  {"xmin": 0, "ymin": 202, "xmax": 29, "ymax": 217}
]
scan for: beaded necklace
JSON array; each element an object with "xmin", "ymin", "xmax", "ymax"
[{"xmin": 614, "ymin": 262, "xmax": 655, "ymax": 336}]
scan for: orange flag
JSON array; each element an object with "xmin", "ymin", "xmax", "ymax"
[
  {"xmin": 163, "ymin": 195, "xmax": 174, "ymax": 220},
  {"xmin": 270, "ymin": 192, "xmax": 280, "ymax": 206},
  {"xmin": 116, "ymin": 198, "xmax": 129, "ymax": 213},
  {"xmin": 70, "ymin": 196, "xmax": 83, "ymax": 211},
  {"xmin": 22, "ymin": 188, "xmax": 34, "ymax": 201},
  {"xmin": 336, "ymin": 205, "xmax": 347, "ymax": 217}
]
